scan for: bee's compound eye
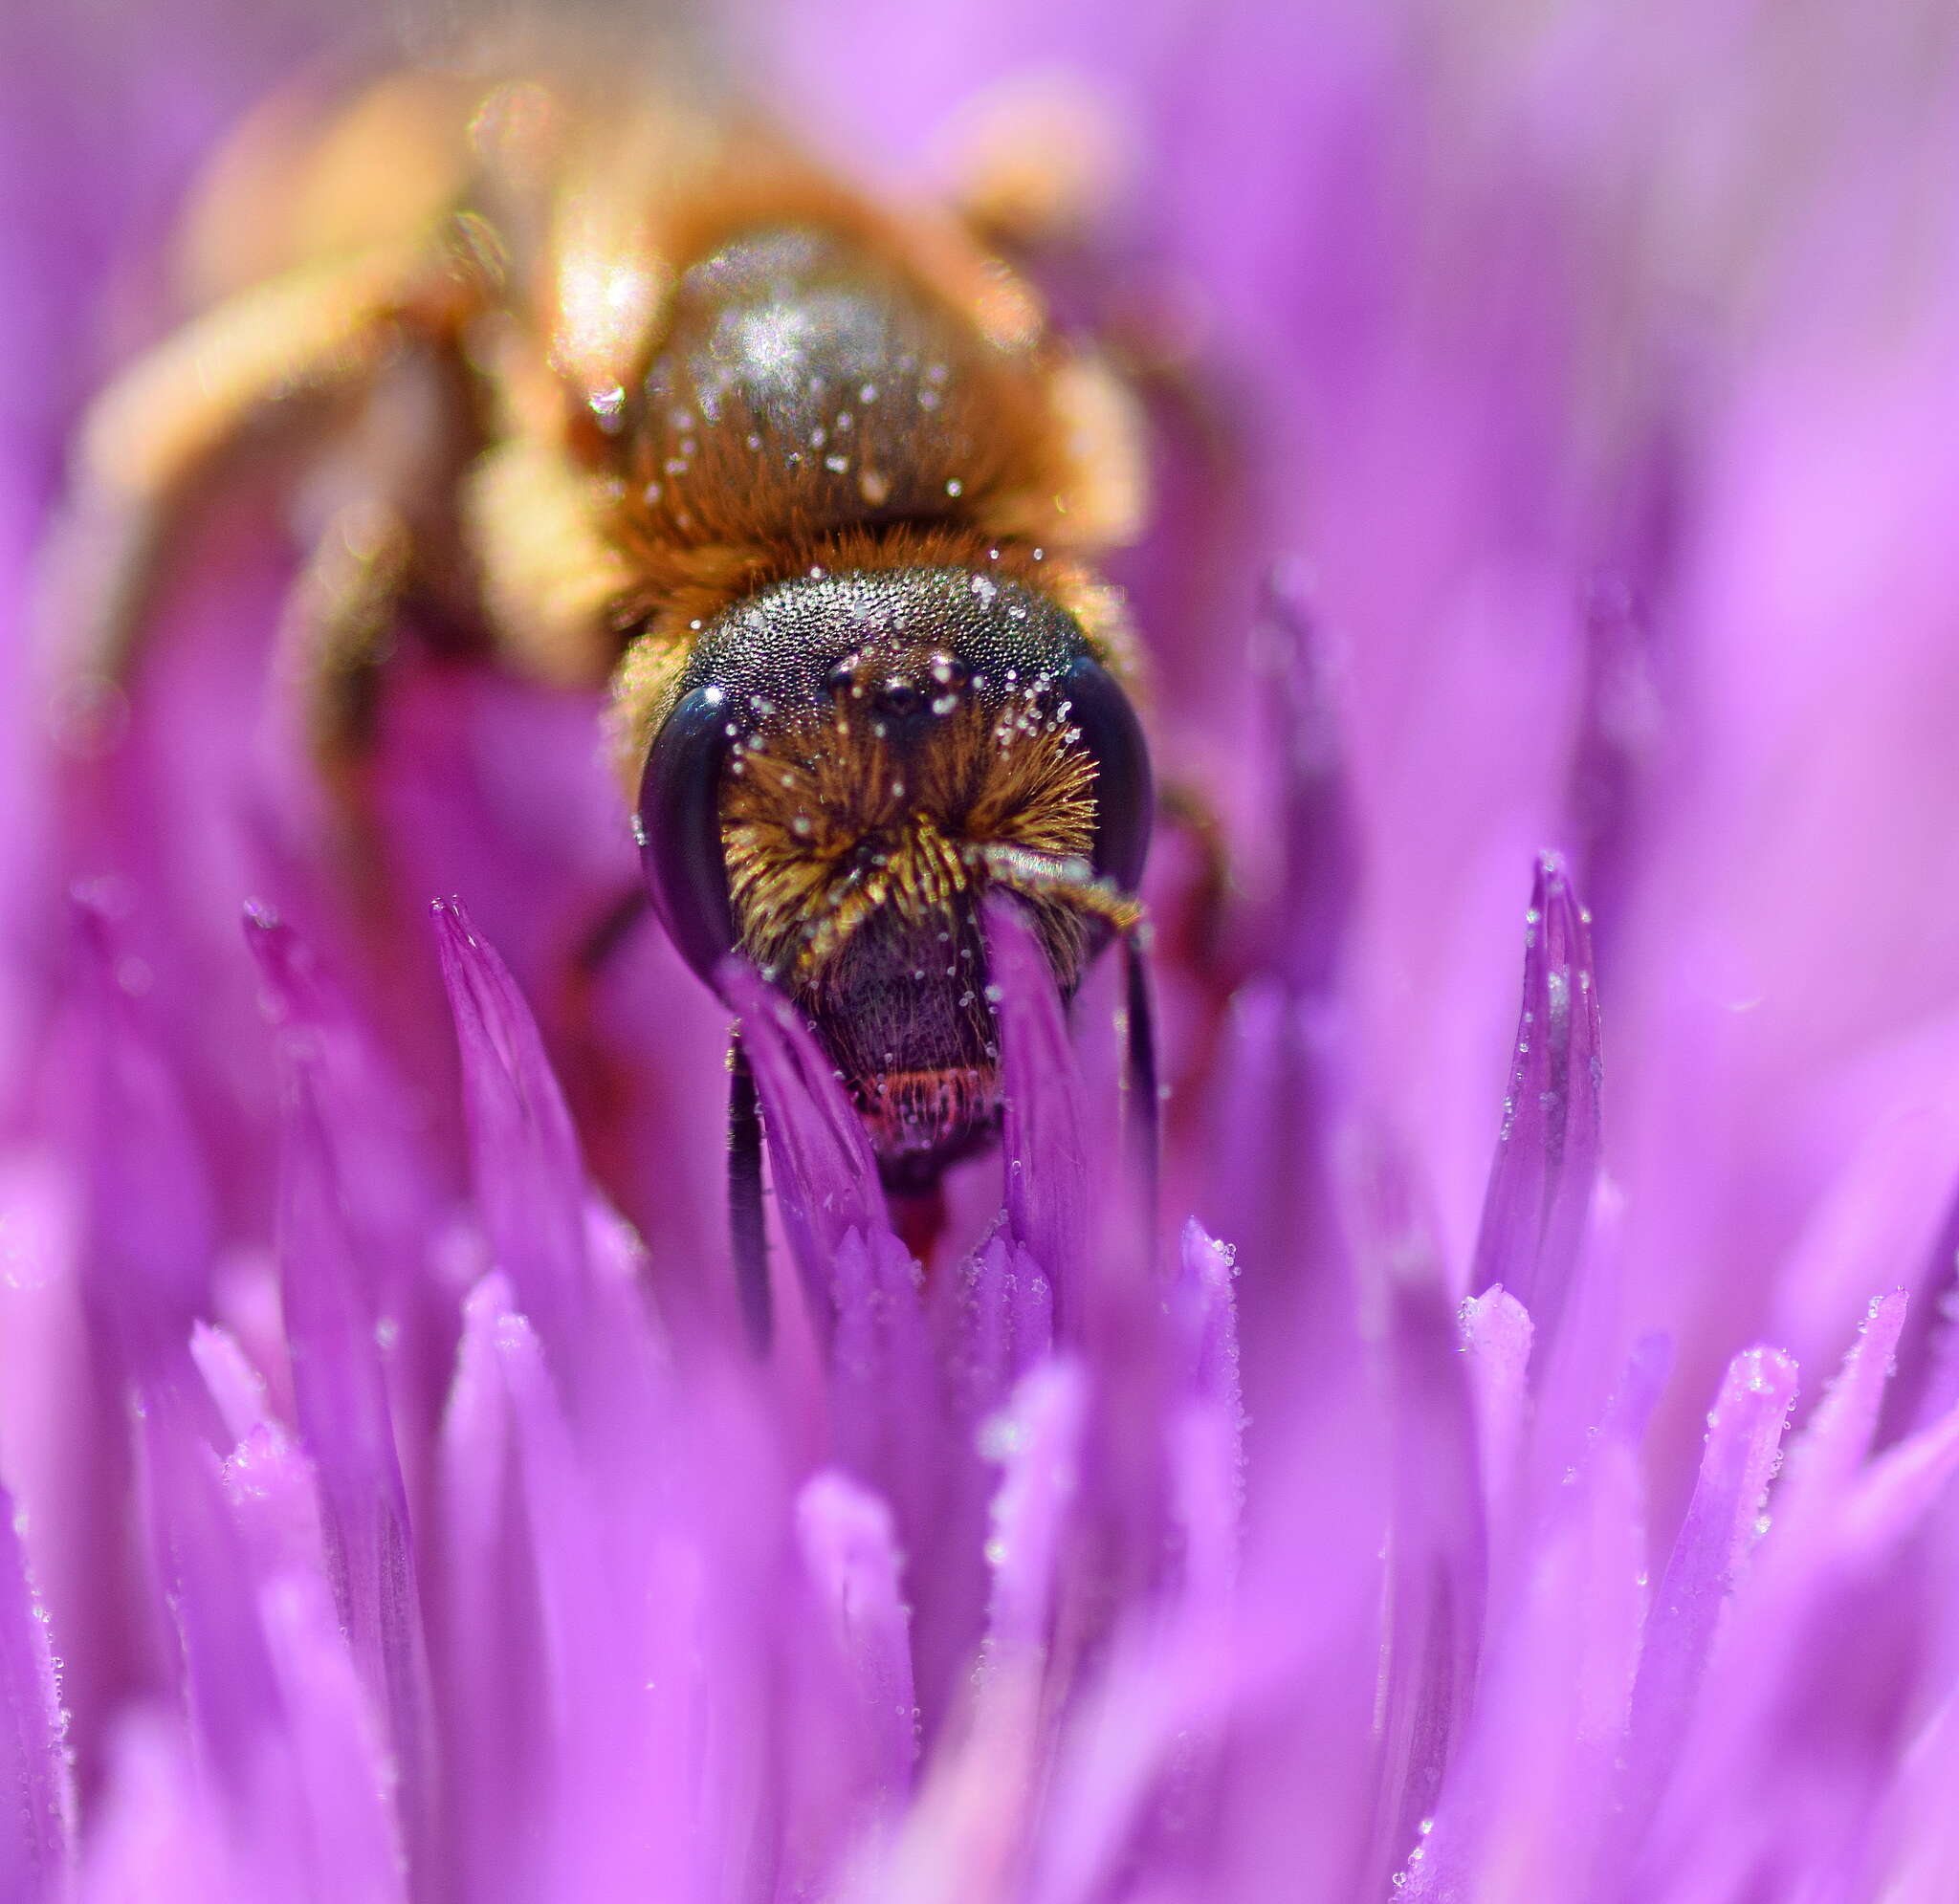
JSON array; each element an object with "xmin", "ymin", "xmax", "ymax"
[
  {"xmin": 1061, "ymin": 654, "xmax": 1153, "ymax": 897},
  {"xmin": 638, "ymin": 687, "xmax": 737, "ymax": 982}
]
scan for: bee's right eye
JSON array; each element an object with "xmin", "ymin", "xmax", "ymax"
[
  {"xmin": 1062, "ymin": 654, "xmax": 1153, "ymax": 898},
  {"xmin": 638, "ymin": 687, "xmax": 737, "ymax": 982}
]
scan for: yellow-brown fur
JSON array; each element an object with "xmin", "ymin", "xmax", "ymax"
[
  {"xmin": 722, "ymin": 689, "xmax": 1098, "ymax": 993},
  {"xmin": 43, "ymin": 63, "xmax": 1147, "ymax": 806},
  {"xmin": 41, "ymin": 58, "xmax": 1156, "ymax": 1189}
]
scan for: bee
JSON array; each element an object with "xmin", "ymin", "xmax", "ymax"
[{"xmin": 42, "ymin": 62, "xmax": 1157, "ymax": 1331}]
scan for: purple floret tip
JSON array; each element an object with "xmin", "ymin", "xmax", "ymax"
[
  {"xmin": 1470, "ymin": 852, "xmax": 1603, "ymax": 1356},
  {"xmin": 983, "ymin": 893, "xmax": 1090, "ymax": 1311}
]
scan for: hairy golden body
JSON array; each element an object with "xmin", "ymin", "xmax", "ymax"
[
  {"xmin": 49, "ymin": 66, "xmax": 1145, "ymax": 794},
  {"xmin": 46, "ymin": 63, "xmax": 1156, "ymax": 1204}
]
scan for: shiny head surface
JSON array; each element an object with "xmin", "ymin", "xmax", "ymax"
[{"xmin": 638, "ymin": 564, "xmax": 1151, "ymax": 1186}]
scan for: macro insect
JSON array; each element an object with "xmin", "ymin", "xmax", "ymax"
[{"xmin": 42, "ymin": 62, "xmax": 1157, "ymax": 1337}]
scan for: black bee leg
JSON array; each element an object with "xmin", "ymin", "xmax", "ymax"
[
  {"xmin": 547, "ymin": 886, "xmax": 657, "ymax": 1240},
  {"xmin": 275, "ymin": 498, "xmax": 413, "ymax": 873},
  {"xmin": 573, "ymin": 886, "xmax": 651, "ymax": 978},
  {"xmin": 1156, "ymin": 777, "xmax": 1236, "ymax": 993},
  {"xmin": 728, "ymin": 1034, "xmax": 772, "ymax": 1354},
  {"xmin": 1122, "ymin": 930, "xmax": 1161, "ymax": 1221}
]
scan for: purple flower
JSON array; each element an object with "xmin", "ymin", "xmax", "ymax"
[{"xmin": 6, "ymin": 4, "xmax": 1959, "ymax": 1900}]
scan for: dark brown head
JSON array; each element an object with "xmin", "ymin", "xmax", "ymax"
[{"xmin": 637, "ymin": 565, "xmax": 1150, "ymax": 1189}]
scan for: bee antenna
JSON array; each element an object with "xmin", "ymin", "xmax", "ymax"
[
  {"xmin": 972, "ymin": 843, "xmax": 1144, "ymax": 934},
  {"xmin": 1122, "ymin": 931, "xmax": 1160, "ymax": 1225},
  {"xmin": 728, "ymin": 1033, "xmax": 772, "ymax": 1354}
]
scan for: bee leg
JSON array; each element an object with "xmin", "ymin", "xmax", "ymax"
[
  {"xmin": 1121, "ymin": 931, "xmax": 1161, "ymax": 1217},
  {"xmin": 936, "ymin": 72, "xmax": 1132, "ymax": 254},
  {"xmin": 728, "ymin": 1035, "xmax": 773, "ymax": 1353},
  {"xmin": 273, "ymin": 496, "xmax": 415, "ymax": 906},
  {"xmin": 37, "ymin": 241, "xmax": 476, "ymax": 744},
  {"xmin": 464, "ymin": 435, "xmax": 636, "ymax": 701},
  {"xmin": 1156, "ymin": 778, "xmax": 1235, "ymax": 990},
  {"xmin": 573, "ymin": 886, "xmax": 653, "ymax": 976}
]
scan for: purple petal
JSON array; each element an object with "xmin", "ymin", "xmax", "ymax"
[
  {"xmin": 216, "ymin": 1418, "xmax": 328, "ymax": 1606},
  {"xmin": 242, "ymin": 906, "xmax": 452, "ymax": 1375},
  {"xmin": 951, "ymin": 1235, "xmax": 1055, "ymax": 1424},
  {"xmin": 1202, "ymin": 978, "xmax": 1354, "ymax": 1412},
  {"xmin": 1405, "ymin": 1426, "xmax": 1647, "ymax": 1899},
  {"xmin": 1414, "ymin": 1322, "xmax": 1663, "ymax": 1900},
  {"xmin": 1164, "ymin": 1235, "xmax": 1247, "ymax": 1625},
  {"xmin": 1024, "ymin": 1627, "xmax": 1184, "ymax": 1904},
  {"xmin": 795, "ymin": 1470, "xmax": 918, "ymax": 1807},
  {"xmin": 1772, "ymin": 1103, "xmax": 1959, "ymax": 1401},
  {"xmin": 435, "ymin": 1276, "xmax": 698, "ymax": 1903},
  {"xmin": 464, "ymin": 1301, "xmax": 610, "ymax": 1895},
  {"xmin": 188, "ymin": 1323, "xmax": 273, "ymax": 1446},
  {"xmin": 1342, "ymin": 1127, "xmax": 1486, "ymax": 1893},
  {"xmin": 1886, "ymin": 1177, "xmax": 1959, "ymax": 1442},
  {"xmin": 273, "ymin": 1069, "xmax": 434, "ymax": 1880},
  {"xmin": 829, "ymin": 1226, "xmax": 937, "ymax": 1546},
  {"xmin": 1861, "ymin": 1676, "xmax": 1959, "ymax": 1901},
  {"xmin": 69, "ymin": 901, "xmax": 213, "ymax": 1375},
  {"xmin": 0, "ymin": 1483, "xmax": 71, "ymax": 1900},
  {"xmin": 1833, "ymin": 1392, "xmax": 1959, "ymax": 1565},
  {"xmin": 912, "ymin": 1233, "xmax": 1054, "ymax": 1732},
  {"xmin": 431, "ymin": 899, "xmax": 590, "ymax": 1345},
  {"xmin": 983, "ymin": 896, "xmax": 1090, "ymax": 1307},
  {"xmin": 1528, "ymin": 1176, "xmax": 1633, "ymax": 1501},
  {"xmin": 1457, "ymin": 1285, "xmax": 1533, "ymax": 1546},
  {"xmin": 1173, "ymin": 1221, "xmax": 1244, "ymax": 1447},
  {"xmin": 1256, "ymin": 561, "xmax": 1358, "ymax": 995},
  {"xmin": 1469, "ymin": 852, "xmax": 1603, "ymax": 1354},
  {"xmin": 137, "ymin": 1390, "xmax": 282, "ymax": 1808},
  {"xmin": 75, "ymin": 1717, "xmax": 228, "ymax": 1904},
  {"xmin": 1637, "ymin": 1393, "xmax": 1959, "ymax": 1897},
  {"xmin": 1620, "ymin": 1345, "xmax": 1798, "ymax": 1836},
  {"xmin": 257, "ymin": 1575, "xmax": 407, "ymax": 1903},
  {"xmin": 1565, "ymin": 575, "xmax": 1665, "ymax": 953},
  {"xmin": 980, "ymin": 1359, "xmax": 1089, "ymax": 1670},
  {"xmin": 717, "ymin": 957, "xmax": 890, "ymax": 1334},
  {"xmin": 1775, "ymin": 1288, "xmax": 1908, "ymax": 1535},
  {"xmin": 431, "ymin": 1276, "xmax": 552, "ymax": 1902},
  {"xmin": 1367, "ymin": 1269, "xmax": 1487, "ymax": 1894}
]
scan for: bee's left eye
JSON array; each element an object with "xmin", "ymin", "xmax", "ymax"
[{"xmin": 638, "ymin": 687, "xmax": 737, "ymax": 981}]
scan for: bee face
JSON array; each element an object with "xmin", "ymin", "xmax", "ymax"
[{"xmin": 638, "ymin": 565, "xmax": 1151, "ymax": 1184}]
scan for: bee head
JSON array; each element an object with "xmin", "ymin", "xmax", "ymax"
[{"xmin": 637, "ymin": 565, "xmax": 1151, "ymax": 1186}]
